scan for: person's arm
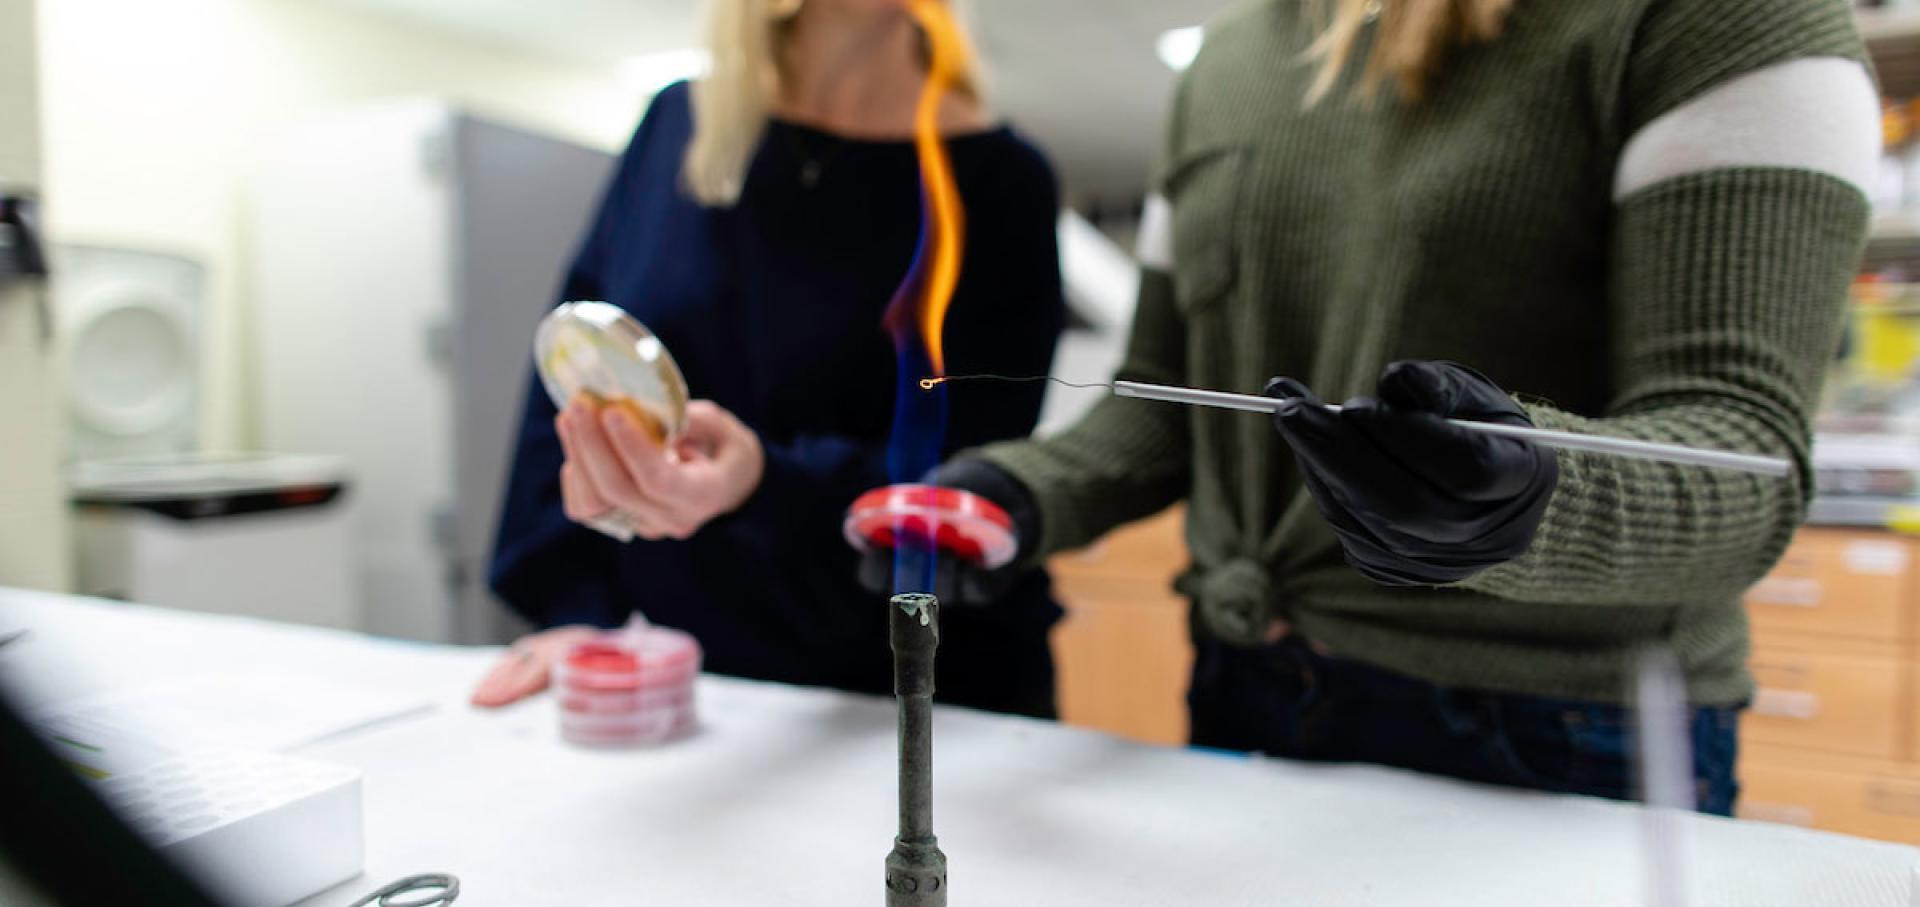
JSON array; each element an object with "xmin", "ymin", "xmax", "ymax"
[
  {"xmin": 960, "ymin": 79, "xmax": 1201, "ymax": 563},
  {"xmin": 487, "ymin": 89, "xmax": 678, "ymax": 629},
  {"xmin": 730, "ymin": 432, "xmax": 886, "ymax": 536},
  {"xmin": 969, "ymin": 256, "xmax": 1191, "ymax": 561},
  {"xmin": 1463, "ymin": 46, "xmax": 1876, "ymax": 603}
]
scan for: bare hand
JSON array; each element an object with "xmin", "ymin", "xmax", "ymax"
[
  {"xmin": 554, "ymin": 397, "xmax": 766, "ymax": 541},
  {"xmin": 469, "ymin": 625, "xmax": 601, "ymax": 708}
]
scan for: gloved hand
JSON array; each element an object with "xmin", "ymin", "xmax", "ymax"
[
  {"xmin": 855, "ymin": 458, "xmax": 1041, "ymax": 605},
  {"xmin": 1267, "ymin": 361, "xmax": 1558, "ymax": 586}
]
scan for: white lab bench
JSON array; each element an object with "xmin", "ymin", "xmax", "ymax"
[{"xmin": 2, "ymin": 587, "xmax": 1916, "ymax": 907}]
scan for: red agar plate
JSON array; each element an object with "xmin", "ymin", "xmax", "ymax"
[{"xmin": 843, "ymin": 483, "xmax": 1017, "ymax": 570}]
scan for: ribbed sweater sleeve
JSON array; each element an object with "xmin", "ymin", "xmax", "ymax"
[
  {"xmin": 1460, "ymin": 0, "xmax": 1869, "ymax": 604},
  {"xmin": 972, "ymin": 269, "xmax": 1192, "ymax": 558},
  {"xmin": 1618, "ymin": 0, "xmax": 1864, "ymax": 135},
  {"xmin": 1462, "ymin": 168, "xmax": 1867, "ymax": 604}
]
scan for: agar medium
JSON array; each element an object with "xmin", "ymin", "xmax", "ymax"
[{"xmin": 534, "ymin": 301, "xmax": 691, "ymax": 443}]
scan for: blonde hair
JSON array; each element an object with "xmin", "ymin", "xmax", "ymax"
[
  {"xmin": 1304, "ymin": 0, "xmax": 1514, "ymax": 106},
  {"xmin": 684, "ymin": 0, "xmax": 984, "ymax": 207}
]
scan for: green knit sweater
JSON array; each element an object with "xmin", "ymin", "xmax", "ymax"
[{"xmin": 979, "ymin": 0, "xmax": 1870, "ymax": 705}]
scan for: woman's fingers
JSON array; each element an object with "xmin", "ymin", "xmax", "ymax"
[
  {"xmin": 558, "ymin": 403, "xmax": 681, "ymax": 539},
  {"xmin": 469, "ymin": 626, "xmax": 601, "ymax": 708},
  {"xmin": 604, "ymin": 408, "xmax": 694, "ymax": 501},
  {"xmin": 566, "ymin": 404, "xmax": 685, "ymax": 538},
  {"xmin": 558, "ymin": 398, "xmax": 750, "ymax": 542},
  {"xmin": 558, "ymin": 460, "xmax": 609, "ymax": 524},
  {"xmin": 679, "ymin": 400, "xmax": 764, "ymax": 519},
  {"xmin": 554, "ymin": 401, "xmax": 583, "ymax": 460},
  {"xmin": 566, "ymin": 402, "xmax": 649, "ymax": 507},
  {"xmin": 556, "ymin": 412, "xmax": 617, "ymax": 524},
  {"xmin": 601, "ymin": 409, "xmax": 705, "ymax": 538},
  {"xmin": 677, "ymin": 401, "xmax": 730, "ymax": 455},
  {"xmin": 469, "ymin": 645, "xmax": 549, "ymax": 707}
]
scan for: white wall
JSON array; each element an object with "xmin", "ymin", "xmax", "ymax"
[
  {"xmin": 36, "ymin": 0, "xmax": 643, "ymax": 449},
  {"xmin": 0, "ymin": 0, "xmax": 70, "ymax": 592}
]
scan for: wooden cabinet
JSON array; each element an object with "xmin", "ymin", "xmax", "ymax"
[
  {"xmin": 1747, "ymin": 531, "xmax": 1912, "ymax": 642},
  {"xmin": 1740, "ymin": 750, "xmax": 1920, "ymax": 843},
  {"xmin": 1740, "ymin": 528, "xmax": 1920, "ymax": 845},
  {"xmin": 1043, "ymin": 516, "xmax": 1920, "ymax": 847},
  {"xmin": 1744, "ymin": 641, "xmax": 1906, "ymax": 760},
  {"xmin": 1047, "ymin": 507, "xmax": 1191, "ymax": 746}
]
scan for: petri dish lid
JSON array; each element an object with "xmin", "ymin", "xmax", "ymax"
[
  {"xmin": 534, "ymin": 301, "xmax": 689, "ymax": 442},
  {"xmin": 556, "ymin": 626, "xmax": 703, "ymax": 692}
]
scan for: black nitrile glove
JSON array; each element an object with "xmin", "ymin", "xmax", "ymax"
[
  {"xmin": 1267, "ymin": 361, "xmax": 1558, "ymax": 586},
  {"xmin": 855, "ymin": 458, "xmax": 1041, "ymax": 605}
]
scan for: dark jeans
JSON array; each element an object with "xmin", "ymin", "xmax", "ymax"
[{"xmin": 1189, "ymin": 636, "xmax": 1742, "ymax": 816}]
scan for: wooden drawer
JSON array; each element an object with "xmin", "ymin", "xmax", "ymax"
[
  {"xmin": 1740, "ymin": 759, "xmax": 1920, "ymax": 846},
  {"xmin": 1745, "ymin": 530, "xmax": 1912, "ymax": 643},
  {"xmin": 1049, "ymin": 573, "xmax": 1192, "ymax": 746},
  {"xmin": 1743, "ymin": 644, "xmax": 1904, "ymax": 760}
]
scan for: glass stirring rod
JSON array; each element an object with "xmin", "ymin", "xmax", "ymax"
[{"xmin": 918, "ymin": 374, "xmax": 1791, "ymax": 477}]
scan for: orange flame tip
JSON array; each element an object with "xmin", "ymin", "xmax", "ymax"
[{"xmin": 904, "ymin": 0, "xmax": 969, "ymax": 377}]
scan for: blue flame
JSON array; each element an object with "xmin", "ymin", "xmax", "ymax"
[
  {"xmin": 884, "ymin": 194, "xmax": 948, "ymax": 596},
  {"xmin": 887, "ymin": 347, "xmax": 947, "ymax": 595}
]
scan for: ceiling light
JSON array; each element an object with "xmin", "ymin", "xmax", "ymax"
[
  {"xmin": 617, "ymin": 48, "xmax": 712, "ymax": 95},
  {"xmin": 1156, "ymin": 26, "xmax": 1204, "ymax": 72}
]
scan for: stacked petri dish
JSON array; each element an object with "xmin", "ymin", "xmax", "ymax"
[{"xmin": 554, "ymin": 622, "xmax": 701, "ymax": 747}]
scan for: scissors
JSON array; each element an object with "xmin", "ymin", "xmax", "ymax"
[{"xmin": 348, "ymin": 873, "xmax": 459, "ymax": 907}]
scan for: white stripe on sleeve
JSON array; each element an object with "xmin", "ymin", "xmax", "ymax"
[
  {"xmin": 1136, "ymin": 193, "xmax": 1175, "ymax": 271},
  {"xmin": 1614, "ymin": 57, "xmax": 1880, "ymax": 201}
]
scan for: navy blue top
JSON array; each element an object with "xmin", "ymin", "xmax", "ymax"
[{"xmin": 490, "ymin": 83, "xmax": 1067, "ymax": 716}]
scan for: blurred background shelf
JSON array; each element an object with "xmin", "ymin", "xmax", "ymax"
[
  {"xmin": 1858, "ymin": 7, "xmax": 1920, "ymax": 43},
  {"xmin": 1867, "ymin": 214, "xmax": 1920, "ymax": 268},
  {"xmin": 1809, "ymin": 495, "xmax": 1920, "ymax": 527},
  {"xmin": 1873, "ymin": 211, "xmax": 1920, "ymax": 243},
  {"xmin": 1861, "ymin": 4, "xmax": 1920, "ymax": 263},
  {"xmin": 1864, "ymin": 6, "xmax": 1920, "ymax": 99}
]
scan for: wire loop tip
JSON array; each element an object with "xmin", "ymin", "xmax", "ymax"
[{"xmin": 921, "ymin": 373, "xmax": 1116, "ymax": 392}]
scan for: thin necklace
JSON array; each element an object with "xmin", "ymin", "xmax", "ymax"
[{"xmin": 778, "ymin": 121, "xmax": 853, "ymax": 189}]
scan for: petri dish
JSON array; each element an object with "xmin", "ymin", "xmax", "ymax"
[
  {"xmin": 534, "ymin": 301, "xmax": 690, "ymax": 443},
  {"xmin": 843, "ymin": 484, "xmax": 1018, "ymax": 569}
]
